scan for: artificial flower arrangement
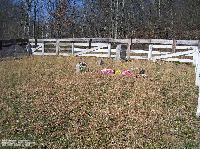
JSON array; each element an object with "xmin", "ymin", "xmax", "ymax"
[
  {"xmin": 79, "ymin": 62, "xmax": 88, "ymax": 71},
  {"xmin": 121, "ymin": 70, "xmax": 133, "ymax": 76},
  {"xmin": 76, "ymin": 62, "xmax": 88, "ymax": 72},
  {"xmin": 98, "ymin": 68, "xmax": 148, "ymax": 78},
  {"xmin": 98, "ymin": 68, "xmax": 115, "ymax": 74},
  {"xmin": 76, "ymin": 62, "xmax": 148, "ymax": 78}
]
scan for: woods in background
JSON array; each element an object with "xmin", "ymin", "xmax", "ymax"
[{"xmin": 1, "ymin": 0, "xmax": 200, "ymax": 40}]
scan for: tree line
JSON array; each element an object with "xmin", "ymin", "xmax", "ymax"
[{"xmin": 1, "ymin": 0, "xmax": 200, "ymax": 40}]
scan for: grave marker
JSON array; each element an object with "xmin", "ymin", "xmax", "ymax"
[{"xmin": 114, "ymin": 44, "xmax": 127, "ymax": 61}]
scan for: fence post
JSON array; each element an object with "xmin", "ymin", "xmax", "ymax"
[
  {"xmin": 56, "ymin": 39, "xmax": 59, "ymax": 55},
  {"xmin": 197, "ymin": 40, "xmax": 200, "ymax": 117},
  {"xmin": 127, "ymin": 39, "xmax": 131, "ymax": 60},
  {"xmin": 148, "ymin": 44, "xmax": 153, "ymax": 60},
  {"xmin": 193, "ymin": 47, "xmax": 198, "ymax": 66},
  {"xmin": 14, "ymin": 44, "xmax": 17, "ymax": 58},
  {"xmin": 172, "ymin": 39, "xmax": 176, "ymax": 53},
  {"xmin": 89, "ymin": 39, "xmax": 92, "ymax": 49},
  {"xmin": 35, "ymin": 38, "xmax": 37, "ymax": 48},
  {"xmin": 195, "ymin": 52, "xmax": 199, "ymax": 86},
  {"xmin": 71, "ymin": 42, "xmax": 74, "ymax": 56},
  {"xmin": 42, "ymin": 42, "xmax": 45, "ymax": 56},
  {"xmin": 197, "ymin": 85, "xmax": 200, "ymax": 117},
  {"xmin": 27, "ymin": 43, "xmax": 32, "ymax": 56},
  {"xmin": 198, "ymin": 40, "xmax": 200, "ymax": 53},
  {"xmin": 108, "ymin": 43, "xmax": 111, "ymax": 58},
  {"xmin": 196, "ymin": 41, "xmax": 200, "ymax": 85}
]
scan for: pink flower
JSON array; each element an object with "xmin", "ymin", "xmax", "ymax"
[
  {"xmin": 125, "ymin": 70, "xmax": 133, "ymax": 76},
  {"xmin": 105, "ymin": 69, "xmax": 115, "ymax": 74},
  {"xmin": 122, "ymin": 71, "xmax": 126, "ymax": 75},
  {"xmin": 98, "ymin": 70, "xmax": 104, "ymax": 74},
  {"xmin": 106, "ymin": 69, "xmax": 111, "ymax": 73},
  {"xmin": 105, "ymin": 71, "xmax": 109, "ymax": 74}
]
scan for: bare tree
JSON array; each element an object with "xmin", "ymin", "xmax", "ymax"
[
  {"xmin": 1, "ymin": 0, "xmax": 200, "ymax": 39},
  {"xmin": 46, "ymin": 0, "xmax": 71, "ymax": 38}
]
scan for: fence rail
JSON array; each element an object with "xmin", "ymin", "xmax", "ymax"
[{"xmin": 0, "ymin": 44, "xmax": 28, "ymax": 58}]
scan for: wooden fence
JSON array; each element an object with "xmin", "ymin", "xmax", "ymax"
[
  {"xmin": 28, "ymin": 38, "xmax": 199, "ymax": 59},
  {"xmin": 28, "ymin": 38, "xmax": 126, "ymax": 58},
  {"xmin": 0, "ymin": 39, "xmax": 29, "ymax": 58}
]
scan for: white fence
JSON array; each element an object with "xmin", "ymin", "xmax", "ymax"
[
  {"xmin": 29, "ymin": 38, "xmax": 199, "ymax": 62},
  {"xmin": 29, "ymin": 40, "xmax": 115, "ymax": 58},
  {"xmin": 29, "ymin": 38, "xmax": 200, "ymax": 117}
]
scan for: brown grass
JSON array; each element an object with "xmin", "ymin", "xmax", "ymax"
[{"xmin": 0, "ymin": 56, "xmax": 200, "ymax": 148}]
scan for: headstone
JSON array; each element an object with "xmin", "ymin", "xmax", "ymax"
[
  {"xmin": 120, "ymin": 45, "xmax": 127, "ymax": 60},
  {"xmin": 76, "ymin": 63, "xmax": 80, "ymax": 72},
  {"xmin": 98, "ymin": 59, "xmax": 104, "ymax": 66},
  {"xmin": 114, "ymin": 44, "xmax": 127, "ymax": 62},
  {"xmin": 139, "ymin": 69, "xmax": 145, "ymax": 74}
]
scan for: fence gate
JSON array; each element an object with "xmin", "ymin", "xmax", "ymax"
[
  {"xmin": 148, "ymin": 45, "xmax": 198, "ymax": 65},
  {"xmin": 74, "ymin": 43, "xmax": 110, "ymax": 57}
]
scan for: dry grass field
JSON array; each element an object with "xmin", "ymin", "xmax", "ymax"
[{"xmin": 0, "ymin": 55, "xmax": 200, "ymax": 148}]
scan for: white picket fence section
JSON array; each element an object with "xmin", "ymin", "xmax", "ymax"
[
  {"xmin": 130, "ymin": 45, "xmax": 198, "ymax": 63},
  {"xmin": 30, "ymin": 41, "xmax": 113, "ymax": 57},
  {"xmin": 149, "ymin": 45, "xmax": 198, "ymax": 64}
]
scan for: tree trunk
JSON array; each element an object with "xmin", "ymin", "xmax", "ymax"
[{"xmin": 115, "ymin": 0, "xmax": 118, "ymax": 39}]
